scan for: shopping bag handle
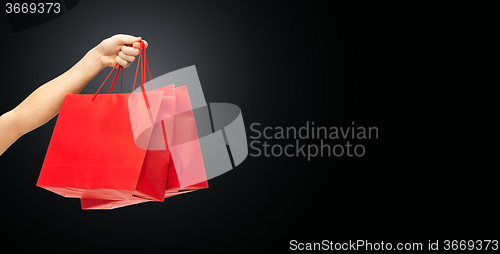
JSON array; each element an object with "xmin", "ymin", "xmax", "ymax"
[
  {"xmin": 131, "ymin": 41, "xmax": 154, "ymax": 108},
  {"xmin": 132, "ymin": 41, "xmax": 154, "ymax": 92},
  {"xmin": 108, "ymin": 64, "xmax": 123, "ymax": 94},
  {"xmin": 92, "ymin": 63, "xmax": 123, "ymax": 101}
]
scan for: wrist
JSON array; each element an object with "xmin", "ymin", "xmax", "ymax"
[{"xmin": 83, "ymin": 46, "xmax": 107, "ymax": 72}]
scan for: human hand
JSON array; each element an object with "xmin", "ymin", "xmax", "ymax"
[{"xmin": 96, "ymin": 34, "xmax": 149, "ymax": 68}]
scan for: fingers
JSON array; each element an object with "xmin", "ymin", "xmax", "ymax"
[
  {"xmin": 132, "ymin": 40, "xmax": 148, "ymax": 50},
  {"xmin": 112, "ymin": 34, "xmax": 142, "ymax": 45},
  {"xmin": 120, "ymin": 45, "xmax": 140, "ymax": 56},
  {"xmin": 115, "ymin": 56, "xmax": 131, "ymax": 68},
  {"xmin": 117, "ymin": 45, "xmax": 139, "ymax": 68},
  {"xmin": 118, "ymin": 51, "xmax": 135, "ymax": 62},
  {"xmin": 112, "ymin": 35, "xmax": 148, "ymax": 68}
]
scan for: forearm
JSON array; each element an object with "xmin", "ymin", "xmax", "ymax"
[
  {"xmin": 0, "ymin": 34, "xmax": 144, "ymax": 156},
  {"xmin": 12, "ymin": 46, "xmax": 105, "ymax": 135}
]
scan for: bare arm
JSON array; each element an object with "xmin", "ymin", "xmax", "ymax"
[{"xmin": 0, "ymin": 34, "xmax": 148, "ymax": 156}]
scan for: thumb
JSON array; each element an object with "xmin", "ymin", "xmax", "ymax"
[{"xmin": 113, "ymin": 34, "xmax": 141, "ymax": 45}]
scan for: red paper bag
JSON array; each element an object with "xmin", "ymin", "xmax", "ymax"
[
  {"xmin": 36, "ymin": 90, "xmax": 165, "ymax": 201},
  {"xmin": 79, "ymin": 84, "xmax": 210, "ymax": 209},
  {"xmin": 165, "ymin": 85, "xmax": 209, "ymax": 195},
  {"xmin": 130, "ymin": 84, "xmax": 176, "ymax": 202}
]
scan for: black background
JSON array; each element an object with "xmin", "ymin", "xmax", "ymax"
[{"xmin": 0, "ymin": 1, "xmax": 496, "ymax": 252}]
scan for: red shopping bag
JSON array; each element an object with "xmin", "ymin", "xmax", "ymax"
[
  {"xmin": 79, "ymin": 83, "xmax": 210, "ymax": 209},
  {"xmin": 80, "ymin": 85, "xmax": 210, "ymax": 208},
  {"xmin": 37, "ymin": 41, "xmax": 169, "ymax": 207},
  {"xmin": 81, "ymin": 87, "xmax": 176, "ymax": 209},
  {"xmin": 131, "ymin": 84, "xmax": 176, "ymax": 202},
  {"xmin": 165, "ymin": 85, "xmax": 208, "ymax": 195}
]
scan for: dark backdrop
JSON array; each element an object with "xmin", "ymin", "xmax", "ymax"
[{"xmin": 1, "ymin": 1, "xmax": 494, "ymax": 252}]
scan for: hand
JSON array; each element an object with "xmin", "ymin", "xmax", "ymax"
[{"xmin": 96, "ymin": 34, "xmax": 149, "ymax": 68}]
